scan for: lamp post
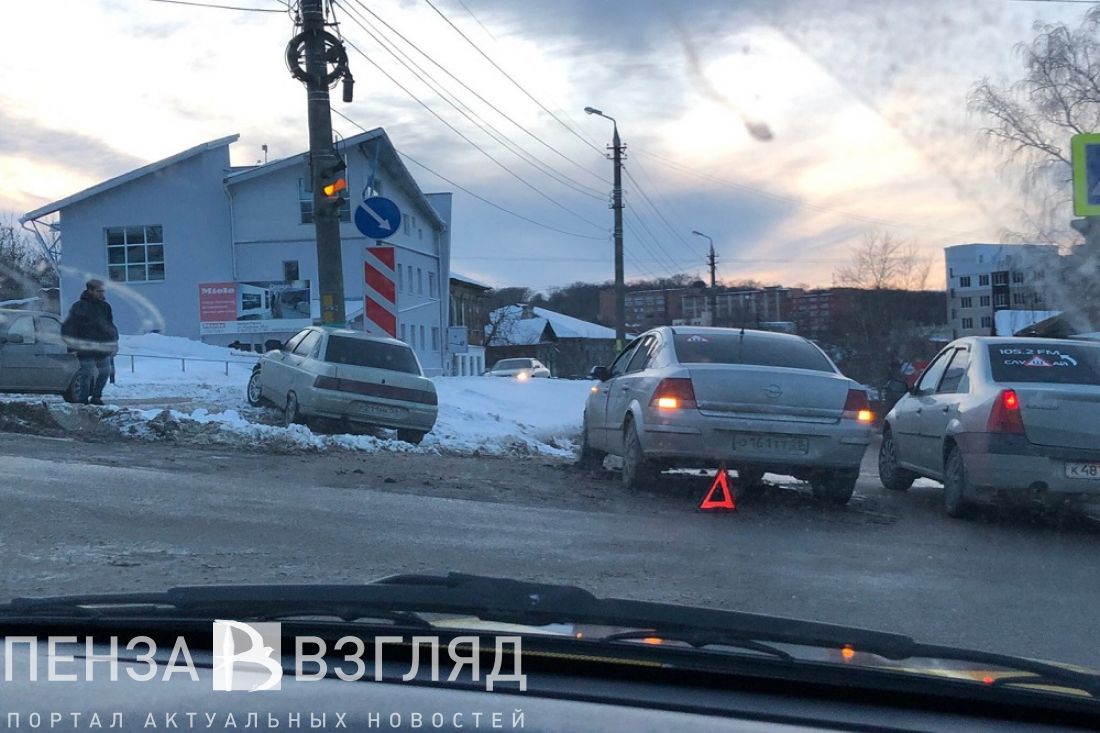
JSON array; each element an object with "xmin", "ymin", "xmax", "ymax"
[
  {"xmin": 585, "ymin": 106, "xmax": 625, "ymax": 350},
  {"xmin": 692, "ymin": 230, "xmax": 717, "ymax": 326}
]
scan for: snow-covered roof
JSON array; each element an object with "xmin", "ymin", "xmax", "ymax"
[
  {"xmin": 995, "ymin": 309, "xmax": 1062, "ymax": 336},
  {"xmin": 21, "ymin": 135, "xmax": 240, "ymax": 222},
  {"xmin": 450, "ymin": 272, "xmax": 492, "ymax": 290},
  {"xmin": 487, "ymin": 305, "xmax": 615, "ymax": 346}
]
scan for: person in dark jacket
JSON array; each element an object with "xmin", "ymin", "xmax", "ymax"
[{"xmin": 63, "ymin": 279, "xmax": 119, "ymax": 405}]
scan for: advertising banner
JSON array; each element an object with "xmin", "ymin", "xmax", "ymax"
[{"xmin": 199, "ymin": 280, "xmax": 312, "ymax": 335}]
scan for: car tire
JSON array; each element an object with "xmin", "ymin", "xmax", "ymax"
[
  {"xmin": 577, "ymin": 418, "xmax": 607, "ymax": 470},
  {"xmin": 62, "ymin": 375, "xmax": 85, "ymax": 404},
  {"xmin": 943, "ymin": 446, "xmax": 974, "ymax": 519},
  {"xmin": 246, "ymin": 370, "xmax": 265, "ymax": 407},
  {"xmin": 397, "ymin": 429, "xmax": 426, "ymax": 445},
  {"xmin": 735, "ymin": 466, "xmax": 767, "ymax": 498},
  {"xmin": 878, "ymin": 429, "xmax": 916, "ymax": 491},
  {"xmin": 622, "ymin": 419, "xmax": 659, "ymax": 491},
  {"xmin": 284, "ymin": 392, "xmax": 303, "ymax": 428},
  {"xmin": 811, "ymin": 469, "xmax": 858, "ymax": 505}
]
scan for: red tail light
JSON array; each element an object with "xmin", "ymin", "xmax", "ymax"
[
  {"xmin": 651, "ymin": 378, "xmax": 697, "ymax": 410},
  {"xmin": 843, "ymin": 389, "xmax": 874, "ymax": 423},
  {"xmin": 987, "ymin": 389, "xmax": 1024, "ymax": 434}
]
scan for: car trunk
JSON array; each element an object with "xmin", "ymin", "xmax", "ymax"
[
  {"xmin": 1014, "ymin": 385, "xmax": 1100, "ymax": 450},
  {"xmin": 688, "ymin": 364, "xmax": 853, "ymax": 424}
]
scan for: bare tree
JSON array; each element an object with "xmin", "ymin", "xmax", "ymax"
[{"xmin": 833, "ymin": 232, "xmax": 933, "ymax": 291}]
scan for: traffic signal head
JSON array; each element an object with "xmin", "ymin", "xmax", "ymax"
[{"xmin": 317, "ymin": 156, "xmax": 348, "ymax": 216}]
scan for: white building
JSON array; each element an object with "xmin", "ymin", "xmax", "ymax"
[
  {"xmin": 21, "ymin": 128, "xmax": 460, "ymax": 375},
  {"xmin": 944, "ymin": 243, "xmax": 1062, "ymax": 338}
]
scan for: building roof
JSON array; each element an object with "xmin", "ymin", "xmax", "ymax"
[
  {"xmin": 21, "ymin": 135, "xmax": 240, "ymax": 222},
  {"xmin": 994, "ymin": 309, "xmax": 1063, "ymax": 337},
  {"xmin": 224, "ymin": 127, "xmax": 446, "ymax": 230},
  {"xmin": 487, "ymin": 305, "xmax": 616, "ymax": 346},
  {"xmin": 450, "ymin": 272, "xmax": 493, "ymax": 290}
]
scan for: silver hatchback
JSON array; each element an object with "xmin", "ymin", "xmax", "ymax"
[
  {"xmin": 247, "ymin": 327, "xmax": 438, "ymax": 444},
  {"xmin": 580, "ymin": 327, "xmax": 873, "ymax": 503},
  {"xmin": 879, "ymin": 337, "xmax": 1100, "ymax": 517}
]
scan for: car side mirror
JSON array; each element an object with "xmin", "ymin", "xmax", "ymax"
[
  {"xmin": 908, "ymin": 382, "xmax": 921, "ymax": 396},
  {"xmin": 2, "ymin": 334, "xmax": 24, "ymax": 345},
  {"xmin": 264, "ymin": 338, "xmax": 283, "ymax": 353},
  {"xmin": 589, "ymin": 366, "xmax": 611, "ymax": 382}
]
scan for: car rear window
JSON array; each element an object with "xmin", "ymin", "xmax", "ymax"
[
  {"xmin": 672, "ymin": 333, "xmax": 835, "ymax": 372},
  {"xmin": 987, "ymin": 343, "xmax": 1100, "ymax": 385},
  {"xmin": 325, "ymin": 336, "xmax": 421, "ymax": 375},
  {"xmin": 494, "ymin": 359, "xmax": 531, "ymax": 369}
]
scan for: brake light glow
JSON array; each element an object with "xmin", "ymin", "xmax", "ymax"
[
  {"xmin": 987, "ymin": 389, "xmax": 1024, "ymax": 434},
  {"xmin": 651, "ymin": 378, "xmax": 697, "ymax": 411},
  {"xmin": 843, "ymin": 389, "xmax": 873, "ymax": 423}
]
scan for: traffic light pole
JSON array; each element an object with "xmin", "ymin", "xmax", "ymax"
[{"xmin": 302, "ymin": 0, "xmax": 346, "ymax": 326}]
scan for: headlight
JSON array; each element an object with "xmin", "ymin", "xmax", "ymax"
[{"xmin": 516, "ymin": 372, "xmax": 529, "ymax": 381}]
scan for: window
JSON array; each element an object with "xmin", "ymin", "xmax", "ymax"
[
  {"xmin": 980, "ymin": 295, "xmax": 991, "ymax": 307},
  {"xmin": 417, "ymin": 268, "xmax": 424, "ymax": 295},
  {"xmin": 988, "ymin": 343, "xmax": 1100, "ymax": 385},
  {"xmin": 35, "ymin": 317, "xmax": 62, "ymax": 345},
  {"xmin": 960, "ymin": 297, "xmax": 972, "ymax": 308},
  {"xmin": 419, "ymin": 325, "xmax": 425, "ymax": 350},
  {"xmin": 672, "ymin": 333, "xmax": 835, "ymax": 373},
  {"xmin": 9, "ymin": 315, "xmax": 36, "ymax": 344},
  {"xmin": 418, "ymin": 228, "xmax": 423, "ymax": 240},
  {"xmin": 937, "ymin": 348, "xmax": 971, "ymax": 394},
  {"xmin": 626, "ymin": 336, "xmax": 657, "ymax": 373},
  {"xmin": 283, "ymin": 260, "xmax": 300, "ymax": 282},
  {"xmin": 1013, "ymin": 293, "xmax": 1025, "ymax": 305},
  {"xmin": 428, "ymin": 272, "xmax": 436, "ymax": 299},
  {"xmin": 299, "ymin": 177, "xmax": 350, "ymax": 224},
  {"xmin": 325, "ymin": 335, "xmax": 420, "ymax": 375},
  {"xmin": 610, "ymin": 338, "xmax": 644, "ymax": 377},
  {"xmin": 993, "ymin": 272, "xmax": 1008, "ymax": 286},
  {"xmin": 1012, "ymin": 271, "xmax": 1025, "ymax": 284},
  {"xmin": 961, "ymin": 317, "xmax": 974, "ymax": 329},
  {"xmin": 959, "ymin": 276, "xmax": 971, "ymax": 287},
  {"xmin": 400, "ymin": 324, "xmax": 406, "ymax": 342},
  {"xmin": 916, "ymin": 349, "xmax": 952, "ymax": 393},
  {"xmin": 106, "ymin": 226, "xmax": 164, "ymax": 283},
  {"xmin": 431, "ymin": 327, "xmax": 440, "ymax": 351},
  {"xmin": 994, "ymin": 294, "xmax": 1008, "ymax": 307},
  {"xmin": 293, "ymin": 330, "xmax": 322, "ymax": 357},
  {"xmin": 398, "ymin": 265, "xmax": 404, "ymax": 292},
  {"xmin": 979, "ymin": 274, "xmax": 990, "ymax": 286},
  {"xmin": 951, "ymin": 309, "xmax": 957, "ymax": 320},
  {"xmin": 404, "ymin": 215, "xmax": 417, "ymax": 236},
  {"xmin": 283, "ymin": 329, "xmax": 311, "ymax": 353},
  {"xmin": 981, "ymin": 316, "xmax": 992, "ymax": 328}
]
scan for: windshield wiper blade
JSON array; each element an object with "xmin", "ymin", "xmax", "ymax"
[{"xmin": 599, "ymin": 629, "xmax": 794, "ymax": 662}]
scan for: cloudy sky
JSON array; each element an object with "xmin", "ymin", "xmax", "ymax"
[{"xmin": 0, "ymin": 0, "xmax": 1089, "ymax": 292}]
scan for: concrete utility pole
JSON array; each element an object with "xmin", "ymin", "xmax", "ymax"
[
  {"xmin": 692, "ymin": 230, "xmax": 717, "ymax": 326},
  {"xmin": 585, "ymin": 107, "xmax": 625, "ymax": 350},
  {"xmin": 299, "ymin": 0, "xmax": 346, "ymax": 326}
]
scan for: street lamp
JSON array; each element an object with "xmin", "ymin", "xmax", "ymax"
[
  {"xmin": 585, "ymin": 105, "xmax": 625, "ymax": 350},
  {"xmin": 692, "ymin": 230, "xmax": 717, "ymax": 325}
]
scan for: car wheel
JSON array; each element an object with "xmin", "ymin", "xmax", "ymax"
[
  {"xmin": 284, "ymin": 392, "xmax": 303, "ymax": 428},
  {"xmin": 811, "ymin": 469, "xmax": 858, "ymax": 505},
  {"xmin": 942, "ymin": 446, "xmax": 974, "ymax": 518},
  {"xmin": 622, "ymin": 419, "xmax": 659, "ymax": 491},
  {"xmin": 397, "ymin": 429, "xmax": 426, "ymax": 445},
  {"xmin": 62, "ymin": 374, "xmax": 85, "ymax": 404},
  {"xmin": 878, "ymin": 429, "xmax": 916, "ymax": 491},
  {"xmin": 734, "ymin": 466, "xmax": 767, "ymax": 498},
  {"xmin": 246, "ymin": 370, "xmax": 265, "ymax": 407},
  {"xmin": 577, "ymin": 418, "xmax": 607, "ymax": 470}
]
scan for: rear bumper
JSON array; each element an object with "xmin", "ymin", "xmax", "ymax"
[
  {"xmin": 639, "ymin": 409, "xmax": 869, "ymax": 471},
  {"xmin": 955, "ymin": 434, "xmax": 1100, "ymax": 495},
  {"xmin": 305, "ymin": 387, "xmax": 438, "ymax": 432}
]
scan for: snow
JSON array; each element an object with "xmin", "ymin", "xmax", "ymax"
[
  {"xmin": 994, "ymin": 310, "xmax": 1061, "ymax": 336},
  {"xmin": 488, "ymin": 305, "xmax": 615, "ymax": 345}
]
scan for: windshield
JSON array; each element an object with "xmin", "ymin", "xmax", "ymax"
[
  {"xmin": 325, "ymin": 336, "xmax": 421, "ymax": 375},
  {"xmin": 6, "ymin": 0, "xmax": 1100, "ymax": 718}
]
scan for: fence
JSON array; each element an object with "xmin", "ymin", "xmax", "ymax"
[{"xmin": 116, "ymin": 352, "xmax": 261, "ymax": 376}]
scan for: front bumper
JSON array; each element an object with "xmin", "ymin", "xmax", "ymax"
[
  {"xmin": 955, "ymin": 434, "xmax": 1100, "ymax": 496},
  {"xmin": 638, "ymin": 409, "xmax": 869, "ymax": 472}
]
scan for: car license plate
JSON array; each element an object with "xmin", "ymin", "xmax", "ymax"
[
  {"xmin": 1065, "ymin": 462, "xmax": 1100, "ymax": 480},
  {"xmin": 357, "ymin": 403, "xmax": 404, "ymax": 419},
  {"xmin": 733, "ymin": 434, "xmax": 809, "ymax": 456}
]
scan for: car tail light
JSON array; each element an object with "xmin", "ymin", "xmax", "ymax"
[
  {"xmin": 987, "ymin": 389, "xmax": 1025, "ymax": 434},
  {"xmin": 651, "ymin": 378, "xmax": 697, "ymax": 410},
  {"xmin": 843, "ymin": 389, "xmax": 874, "ymax": 423}
]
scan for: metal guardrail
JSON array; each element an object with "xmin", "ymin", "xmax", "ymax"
[{"xmin": 116, "ymin": 352, "xmax": 261, "ymax": 376}]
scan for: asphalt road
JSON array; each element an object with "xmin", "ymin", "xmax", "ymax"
[{"xmin": 2, "ymin": 433, "xmax": 1099, "ymax": 669}]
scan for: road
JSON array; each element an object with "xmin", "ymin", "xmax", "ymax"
[{"xmin": 2, "ymin": 433, "xmax": 1099, "ymax": 669}]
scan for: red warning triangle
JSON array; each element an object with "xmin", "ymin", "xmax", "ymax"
[{"xmin": 699, "ymin": 464, "xmax": 736, "ymax": 511}]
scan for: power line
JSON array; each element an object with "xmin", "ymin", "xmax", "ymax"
[
  {"xmin": 623, "ymin": 162, "xmax": 705, "ymax": 259},
  {"xmin": 624, "ymin": 200, "xmax": 696, "ymax": 271},
  {"xmin": 144, "ymin": 0, "xmax": 284, "ymax": 11},
  {"xmin": 334, "ymin": 0, "xmax": 606, "ymax": 200},
  {"xmin": 336, "ymin": 35, "xmax": 609, "ymax": 232},
  {"xmin": 330, "ymin": 107, "xmax": 607, "ymax": 241},
  {"xmin": 339, "ymin": 0, "xmax": 606, "ymax": 187},
  {"xmin": 423, "ymin": 0, "xmax": 605, "ymax": 155}
]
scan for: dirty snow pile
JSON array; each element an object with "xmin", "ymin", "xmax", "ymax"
[{"xmin": 5, "ymin": 333, "xmax": 594, "ymax": 458}]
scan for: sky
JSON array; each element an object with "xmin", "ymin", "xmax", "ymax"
[{"xmin": 0, "ymin": 0, "xmax": 1091, "ymax": 293}]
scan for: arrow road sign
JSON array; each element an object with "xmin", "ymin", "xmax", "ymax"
[{"xmin": 355, "ymin": 196, "xmax": 402, "ymax": 239}]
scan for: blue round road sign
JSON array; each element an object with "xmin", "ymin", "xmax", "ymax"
[{"xmin": 355, "ymin": 196, "xmax": 402, "ymax": 239}]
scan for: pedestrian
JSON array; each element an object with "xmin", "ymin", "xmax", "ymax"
[{"xmin": 61, "ymin": 279, "xmax": 119, "ymax": 406}]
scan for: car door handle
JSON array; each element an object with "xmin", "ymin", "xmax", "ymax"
[{"xmin": 620, "ymin": 385, "xmax": 630, "ymax": 391}]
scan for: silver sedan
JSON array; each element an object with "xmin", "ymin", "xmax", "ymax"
[
  {"xmin": 0, "ymin": 309, "xmax": 82, "ymax": 402},
  {"xmin": 579, "ymin": 327, "xmax": 874, "ymax": 503},
  {"xmin": 879, "ymin": 337, "xmax": 1100, "ymax": 517}
]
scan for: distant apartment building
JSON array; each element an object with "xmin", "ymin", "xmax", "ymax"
[
  {"xmin": 680, "ymin": 287, "xmax": 793, "ymax": 328},
  {"xmin": 944, "ymin": 244, "xmax": 1062, "ymax": 338},
  {"xmin": 787, "ymin": 289, "xmax": 859, "ymax": 341},
  {"xmin": 598, "ymin": 287, "xmax": 691, "ymax": 331}
]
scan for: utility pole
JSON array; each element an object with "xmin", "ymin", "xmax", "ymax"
[
  {"xmin": 290, "ymin": 0, "xmax": 349, "ymax": 326},
  {"xmin": 707, "ymin": 244, "xmax": 718, "ymax": 324},
  {"xmin": 584, "ymin": 106, "xmax": 625, "ymax": 350}
]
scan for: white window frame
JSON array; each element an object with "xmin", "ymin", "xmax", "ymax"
[{"xmin": 106, "ymin": 226, "xmax": 165, "ymax": 283}]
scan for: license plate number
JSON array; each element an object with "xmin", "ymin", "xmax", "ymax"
[
  {"xmin": 357, "ymin": 403, "xmax": 403, "ymax": 419},
  {"xmin": 1065, "ymin": 462, "xmax": 1100, "ymax": 479},
  {"xmin": 734, "ymin": 435, "xmax": 809, "ymax": 456}
]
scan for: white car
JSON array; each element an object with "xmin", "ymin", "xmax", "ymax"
[
  {"xmin": 247, "ymin": 327, "xmax": 437, "ymax": 444},
  {"xmin": 485, "ymin": 358, "xmax": 551, "ymax": 379}
]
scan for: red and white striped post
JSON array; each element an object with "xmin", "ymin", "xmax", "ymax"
[{"xmin": 363, "ymin": 245, "xmax": 397, "ymax": 337}]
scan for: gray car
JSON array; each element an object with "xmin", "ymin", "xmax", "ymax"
[
  {"xmin": 580, "ymin": 327, "xmax": 874, "ymax": 503},
  {"xmin": 878, "ymin": 337, "xmax": 1100, "ymax": 517},
  {"xmin": 247, "ymin": 327, "xmax": 438, "ymax": 444},
  {"xmin": 0, "ymin": 309, "xmax": 82, "ymax": 402}
]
